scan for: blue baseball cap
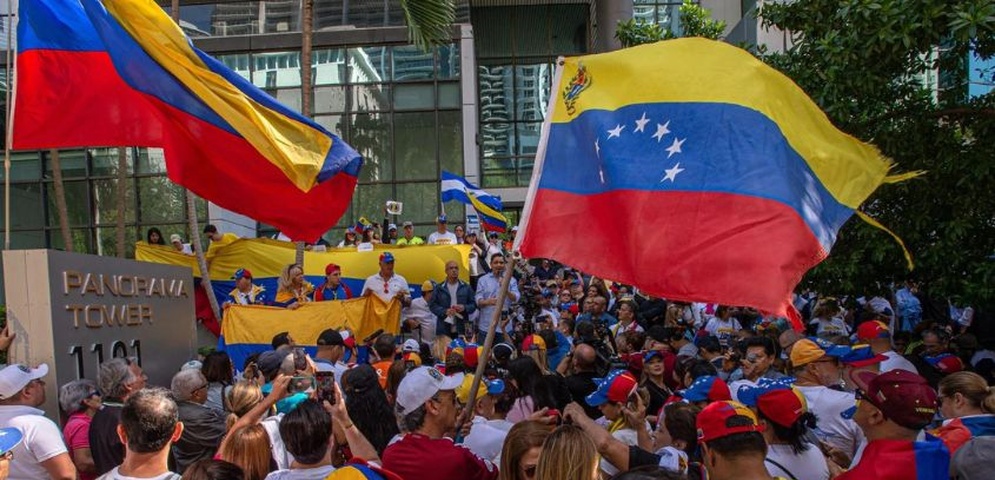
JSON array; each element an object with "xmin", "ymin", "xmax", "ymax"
[
  {"xmin": 734, "ymin": 376, "xmax": 796, "ymax": 407},
  {"xmin": 0, "ymin": 427, "xmax": 21, "ymax": 455},
  {"xmin": 379, "ymin": 252, "xmax": 395, "ymax": 263},
  {"xmin": 437, "ymin": 214, "xmax": 447, "ymax": 223},
  {"xmin": 679, "ymin": 375, "xmax": 731, "ymax": 403},
  {"xmin": 807, "ymin": 337, "xmax": 852, "ymax": 358}
]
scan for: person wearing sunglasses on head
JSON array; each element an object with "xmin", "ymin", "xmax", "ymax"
[
  {"xmin": 169, "ymin": 369, "xmax": 226, "ymax": 474},
  {"xmin": 59, "ymin": 379, "xmax": 102, "ymax": 480}
]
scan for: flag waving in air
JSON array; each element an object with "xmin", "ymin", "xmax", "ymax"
[
  {"xmin": 13, "ymin": 0, "xmax": 362, "ymax": 241},
  {"xmin": 515, "ymin": 38, "xmax": 917, "ymax": 328},
  {"xmin": 440, "ymin": 171, "xmax": 508, "ymax": 232}
]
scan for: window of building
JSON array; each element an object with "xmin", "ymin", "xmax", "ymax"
[{"xmin": 633, "ymin": 0, "xmax": 693, "ymax": 36}]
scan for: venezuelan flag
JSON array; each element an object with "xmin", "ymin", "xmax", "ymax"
[
  {"xmin": 440, "ymin": 171, "xmax": 508, "ymax": 232},
  {"xmin": 516, "ymin": 39, "xmax": 915, "ymax": 323},
  {"xmin": 13, "ymin": 0, "xmax": 362, "ymax": 242}
]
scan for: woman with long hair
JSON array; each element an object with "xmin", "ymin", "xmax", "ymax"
[
  {"xmin": 506, "ymin": 357, "xmax": 562, "ymax": 423},
  {"xmin": 218, "ymin": 424, "xmax": 272, "ymax": 480},
  {"xmin": 499, "ymin": 421, "xmax": 554, "ymax": 480},
  {"xmin": 274, "ymin": 263, "xmax": 313, "ymax": 308},
  {"xmin": 385, "ymin": 360, "xmax": 408, "ymax": 407},
  {"xmin": 641, "ymin": 350, "xmax": 672, "ymax": 426},
  {"xmin": 932, "ymin": 371, "xmax": 995, "ymax": 453},
  {"xmin": 202, "ymin": 351, "xmax": 235, "ymax": 414},
  {"xmin": 224, "ymin": 381, "xmax": 264, "ymax": 430},
  {"xmin": 341, "ymin": 364, "xmax": 400, "ymax": 454},
  {"xmin": 535, "ymin": 424, "xmax": 599, "ymax": 480},
  {"xmin": 146, "ymin": 227, "xmax": 166, "ymax": 245}
]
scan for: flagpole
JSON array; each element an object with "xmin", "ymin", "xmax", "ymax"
[
  {"xmin": 4, "ymin": 0, "xmax": 14, "ymax": 250},
  {"xmin": 456, "ymin": 256, "xmax": 515, "ymax": 437}
]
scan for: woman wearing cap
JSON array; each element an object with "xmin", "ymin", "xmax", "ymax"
[
  {"xmin": 640, "ymin": 350, "xmax": 672, "ymax": 427},
  {"xmin": 274, "ymin": 264, "xmax": 313, "ymax": 309},
  {"xmin": 743, "ymin": 385, "xmax": 830, "ymax": 480},
  {"xmin": 337, "ymin": 228, "xmax": 358, "ymax": 248}
]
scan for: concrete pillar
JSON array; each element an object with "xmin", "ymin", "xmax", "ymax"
[{"xmin": 594, "ymin": 0, "xmax": 633, "ymax": 52}]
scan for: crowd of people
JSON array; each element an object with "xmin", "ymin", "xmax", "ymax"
[{"xmin": 5, "ymin": 220, "xmax": 995, "ymax": 480}]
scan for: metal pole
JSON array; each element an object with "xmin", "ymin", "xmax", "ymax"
[{"xmin": 4, "ymin": 0, "xmax": 14, "ymax": 250}]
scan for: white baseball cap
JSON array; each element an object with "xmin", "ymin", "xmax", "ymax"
[
  {"xmin": 0, "ymin": 364, "xmax": 48, "ymax": 399},
  {"xmin": 395, "ymin": 367, "xmax": 464, "ymax": 416},
  {"xmin": 401, "ymin": 339, "xmax": 420, "ymax": 353}
]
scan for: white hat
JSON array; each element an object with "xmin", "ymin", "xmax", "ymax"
[
  {"xmin": 395, "ymin": 367, "xmax": 464, "ymax": 416},
  {"xmin": 0, "ymin": 364, "xmax": 48, "ymax": 399},
  {"xmin": 181, "ymin": 360, "xmax": 203, "ymax": 371},
  {"xmin": 402, "ymin": 339, "xmax": 420, "ymax": 353},
  {"xmin": 169, "ymin": 234, "xmax": 183, "ymax": 243}
]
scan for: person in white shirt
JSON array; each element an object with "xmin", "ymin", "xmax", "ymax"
[
  {"xmin": 456, "ymin": 375, "xmax": 513, "ymax": 463},
  {"xmin": 403, "ymin": 281, "xmax": 437, "ymax": 345},
  {"xmin": 0, "ymin": 364, "xmax": 76, "ymax": 480},
  {"xmin": 362, "ymin": 252, "xmax": 411, "ymax": 313},
  {"xmin": 97, "ymin": 387, "xmax": 183, "ymax": 480},
  {"xmin": 426, "ymin": 215, "xmax": 458, "ymax": 245},
  {"xmin": 704, "ymin": 306, "xmax": 742, "ymax": 347},
  {"xmin": 789, "ymin": 339, "xmax": 865, "ymax": 463},
  {"xmin": 169, "ymin": 234, "xmax": 193, "ymax": 255},
  {"xmin": 856, "ymin": 320, "xmax": 918, "ymax": 374}
]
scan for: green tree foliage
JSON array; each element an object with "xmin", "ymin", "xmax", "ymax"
[
  {"xmin": 401, "ymin": 0, "xmax": 457, "ymax": 51},
  {"xmin": 615, "ymin": 0, "xmax": 726, "ymax": 48},
  {"xmin": 758, "ymin": 0, "xmax": 995, "ymax": 306}
]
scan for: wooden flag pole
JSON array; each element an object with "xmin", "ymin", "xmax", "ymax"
[{"xmin": 456, "ymin": 253, "xmax": 516, "ymax": 437}]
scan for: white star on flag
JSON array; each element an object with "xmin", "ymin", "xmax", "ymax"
[
  {"xmin": 666, "ymin": 137, "xmax": 685, "ymax": 158},
  {"xmin": 607, "ymin": 124, "xmax": 625, "ymax": 139},
  {"xmin": 595, "ymin": 138, "xmax": 600, "ymax": 157},
  {"xmin": 651, "ymin": 121, "xmax": 670, "ymax": 143},
  {"xmin": 661, "ymin": 162, "xmax": 684, "ymax": 182},
  {"xmin": 634, "ymin": 113, "xmax": 650, "ymax": 133}
]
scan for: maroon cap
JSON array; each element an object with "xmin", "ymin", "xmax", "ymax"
[{"xmin": 849, "ymin": 369, "xmax": 937, "ymax": 430}]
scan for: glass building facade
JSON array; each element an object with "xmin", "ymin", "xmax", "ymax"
[{"xmin": 0, "ymin": 0, "xmax": 705, "ymax": 253}]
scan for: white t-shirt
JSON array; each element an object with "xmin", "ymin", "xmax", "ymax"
[
  {"xmin": 601, "ymin": 428, "xmax": 639, "ymax": 476},
  {"xmin": 794, "ymin": 385, "xmax": 864, "ymax": 457},
  {"xmin": 810, "ymin": 317, "xmax": 850, "ymax": 339},
  {"xmin": 97, "ymin": 468, "xmax": 180, "ymax": 480},
  {"xmin": 264, "ymin": 465, "xmax": 336, "ymax": 480},
  {"xmin": 427, "ymin": 231, "xmax": 458, "ymax": 245},
  {"xmin": 463, "ymin": 416, "xmax": 513, "ymax": 463},
  {"xmin": 704, "ymin": 317, "xmax": 742, "ymax": 346},
  {"xmin": 879, "ymin": 350, "xmax": 918, "ymax": 374},
  {"xmin": 0, "ymin": 405, "xmax": 69, "ymax": 480},
  {"xmin": 402, "ymin": 296, "xmax": 436, "ymax": 344},
  {"xmin": 260, "ymin": 414, "xmax": 294, "ymax": 470},
  {"xmin": 765, "ymin": 443, "xmax": 829, "ymax": 480},
  {"xmin": 362, "ymin": 273, "xmax": 410, "ymax": 304}
]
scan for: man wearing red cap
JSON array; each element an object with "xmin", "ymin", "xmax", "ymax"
[
  {"xmin": 857, "ymin": 320, "xmax": 917, "ymax": 374},
  {"xmin": 313, "ymin": 263, "xmax": 353, "ymax": 301},
  {"xmin": 839, "ymin": 369, "xmax": 950, "ymax": 479},
  {"xmin": 696, "ymin": 401, "xmax": 785, "ymax": 480},
  {"xmin": 223, "ymin": 268, "xmax": 267, "ymax": 310}
]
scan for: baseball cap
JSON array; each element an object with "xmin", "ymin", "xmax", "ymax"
[
  {"xmin": 511, "ymin": 226, "xmax": 519, "ymax": 232},
  {"xmin": 402, "ymin": 339, "xmax": 420, "ymax": 353},
  {"xmin": 925, "ymin": 353, "xmax": 965, "ymax": 374},
  {"xmin": 856, "ymin": 320, "xmax": 891, "ymax": 341},
  {"xmin": 346, "ymin": 227, "xmax": 357, "ymax": 234},
  {"xmin": 181, "ymin": 360, "xmax": 203, "ymax": 371},
  {"xmin": 488, "ymin": 231, "xmax": 499, "ymax": 238},
  {"xmin": 402, "ymin": 221, "xmax": 414, "ymax": 228},
  {"xmin": 388, "ymin": 223, "xmax": 398, "ymax": 231},
  {"xmin": 395, "ymin": 366, "xmax": 464, "ymax": 416},
  {"xmin": 466, "ymin": 230, "xmax": 478, "ymax": 237},
  {"xmin": 233, "ymin": 268, "xmax": 253, "ymax": 280},
  {"xmin": 421, "ymin": 280, "xmax": 434, "ymax": 292},
  {"xmin": 317, "ymin": 329, "xmax": 345, "ymax": 347},
  {"xmin": 0, "ymin": 364, "xmax": 48, "ymax": 399},
  {"xmin": 402, "ymin": 352, "xmax": 422, "ymax": 367},
  {"xmin": 325, "ymin": 458, "xmax": 403, "ymax": 480},
  {"xmin": 696, "ymin": 400, "xmax": 765, "ymax": 442},
  {"xmin": 847, "ymin": 369, "xmax": 937, "ymax": 430},
  {"xmin": 736, "ymin": 379, "xmax": 808, "ymax": 428},
  {"xmin": 679, "ymin": 375, "xmax": 731, "ymax": 403},
  {"xmin": 379, "ymin": 252, "xmax": 395, "ymax": 263},
  {"xmin": 492, "ymin": 343, "xmax": 514, "ymax": 362},
  {"xmin": 169, "ymin": 233, "xmax": 183, "ymax": 243},
  {"xmin": 790, "ymin": 338, "xmax": 848, "ymax": 367},
  {"xmin": 0, "ymin": 427, "xmax": 23, "ymax": 456},
  {"xmin": 522, "ymin": 334, "xmax": 546, "ymax": 352},
  {"xmin": 586, "ymin": 369, "xmax": 639, "ymax": 407},
  {"xmin": 839, "ymin": 344, "xmax": 887, "ymax": 367},
  {"xmin": 256, "ymin": 350, "xmax": 288, "ymax": 377},
  {"xmin": 437, "ymin": 214, "xmax": 447, "ymax": 223},
  {"xmin": 325, "ymin": 263, "xmax": 341, "ymax": 275},
  {"xmin": 455, "ymin": 375, "xmax": 506, "ymax": 404}
]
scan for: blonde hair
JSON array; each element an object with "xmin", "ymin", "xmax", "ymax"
[
  {"xmin": 499, "ymin": 421, "xmax": 553, "ymax": 480},
  {"xmin": 225, "ymin": 381, "xmax": 264, "ymax": 430},
  {"xmin": 277, "ymin": 263, "xmax": 302, "ymax": 296},
  {"xmin": 535, "ymin": 424, "xmax": 598, "ymax": 480},
  {"xmin": 939, "ymin": 371, "xmax": 995, "ymax": 414},
  {"xmin": 219, "ymin": 424, "xmax": 271, "ymax": 480},
  {"xmin": 432, "ymin": 335, "xmax": 452, "ymax": 362},
  {"xmin": 524, "ymin": 349, "xmax": 550, "ymax": 375}
]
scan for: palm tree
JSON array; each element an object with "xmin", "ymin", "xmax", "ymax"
[
  {"xmin": 295, "ymin": 0, "xmax": 314, "ymax": 267},
  {"xmin": 115, "ymin": 147, "xmax": 127, "ymax": 257},
  {"xmin": 401, "ymin": 0, "xmax": 458, "ymax": 51},
  {"xmin": 49, "ymin": 150, "xmax": 73, "ymax": 252}
]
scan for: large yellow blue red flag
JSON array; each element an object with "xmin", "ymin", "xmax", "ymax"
[
  {"xmin": 515, "ymin": 38, "xmax": 916, "ymax": 327},
  {"xmin": 13, "ymin": 0, "xmax": 362, "ymax": 241}
]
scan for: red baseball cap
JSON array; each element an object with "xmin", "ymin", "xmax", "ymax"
[
  {"xmin": 585, "ymin": 370, "xmax": 639, "ymax": 407},
  {"xmin": 856, "ymin": 320, "xmax": 891, "ymax": 341},
  {"xmin": 325, "ymin": 263, "xmax": 341, "ymax": 275},
  {"xmin": 758, "ymin": 388, "xmax": 809, "ymax": 428},
  {"xmin": 848, "ymin": 369, "xmax": 938, "ymax": 430},
  {"xmin": 696, "ymin": 400, "xmax": 764, "ymax": 443},
  {"xmin": 522, "ymin": 334, "xmax": 546, "ymax": 352}
]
